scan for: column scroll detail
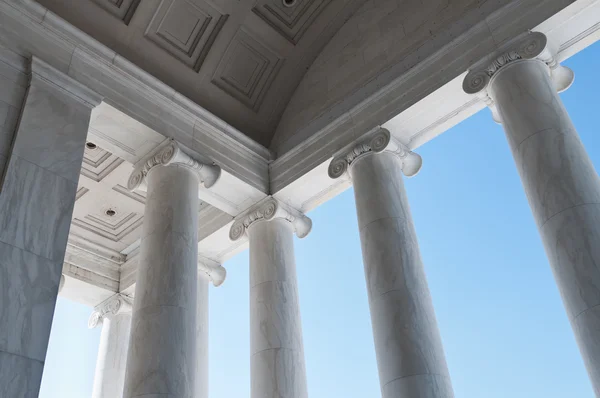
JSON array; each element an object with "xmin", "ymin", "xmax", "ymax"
[
  {"xmin": 328, "ymin": 128, "xmax": 423, "ymax": 180},
  {"xmin": 463, "ymin": 31, "xmax": 575, "ymax": 122},
  {"xmin": 229, "ymin": 197, "xmax": 312, "ymax": 241},
  {"xmin": 88, "ymin": 294, "xmax": 133, "ymax": 329},
  {"xmin": 127, "ymin": 140, "xmax": 221, "ymax": 191}
]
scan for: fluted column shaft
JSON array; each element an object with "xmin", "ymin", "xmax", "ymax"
[
  {"xmin": 90, "ymin": 295, "xmax": 133, "ymax": 398},
  {"xmin": 248, "ymin": 218, "xmax": 308, "ymax": 398},
  {"xmin": 350, "ymin": 151, "xmax": 454, "ymax": 398},
  {"xmin": 488, "ymin": 57, "xmax": 600, "ymax": 394},
  {"xmin": 124, "ymin": 164, "xmax": 199, "ymax": 398}
]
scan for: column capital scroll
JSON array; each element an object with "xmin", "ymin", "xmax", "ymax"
[
  {"xmin": 229, "ymin": 197, "xmax": 312, "ymax": 241},
  {"xmin": 88, "ymin": 294, "xmax": 133, "ymax": 329},
  {"xmin": 127, "ymin": 140, "xmax": 221, "ymax": 192},
  {"xmin": 463, "ymin": 32, "xmax": 575, "ymax": 120},
  {"xmin": 328, "ymin": 128, "xmax": 422, "ymax": 180},
  {"xmin": 198, "ymin": 257, "xmax": 227, "ymax": 287}
]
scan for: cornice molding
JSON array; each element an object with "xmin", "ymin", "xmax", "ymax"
[
  {"xmin": 88, "ymin": 294, "xmax": 133, "ymax": 328},
  {"xmin": 229, "ymin": 197, "xmax": 312, "ymax": 241},
  {"xmin": 463, "ymin": 32, "xmax": 575, "ymax": 121},
  {"xmin": 0, "ymin": 0, "xmax": 270, "ymax": 193},
  {"xmin": 127, "ymin": 140, "xmax": 222, "ymax": 191},
  {"xmin": 30, "ymin": 57, "xmax": 103, "ymax": 108},
  {"xmin": 328, "ymin": 128, "xmax": 422, "ymax": 180}
]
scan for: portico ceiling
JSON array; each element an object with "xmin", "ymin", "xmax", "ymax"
[{"xmin": 35, "ymin": 0, "xmax": 367, "ymax": 146}]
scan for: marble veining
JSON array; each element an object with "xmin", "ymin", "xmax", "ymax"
[
  {"xmin": 350, "ymin": 151, "xmax": 454, "ymax": 398},
  {"xmin": 482, "ymin": 51, "xmax": 600, "ymax": 395},
  {"xmin": 124, "ymin": 163, "xmax": 200, "ymax": 398},
  {"xmin": 249, "ymin": 217, "xmax": 308, "ymax": 398},
  {"xmin": 0, "ymin": 351, "xmax": 44, "ymax": 398},
  {"xmin": 0, "ymin": 55, "xmax": 98, "ymax": 398},
  {"xmin": 0, "ymin": 240, "xmax": 61, "ymax": 361},
  {"xmin": 11, "ymin": 83, "xmax": 93, "ymax": 184},
  {"xmin": 0, "ymin": 156, "xmax": 77, "ymax": 262}
]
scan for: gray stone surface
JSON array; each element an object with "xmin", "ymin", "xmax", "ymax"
[
  {"xmin": 0, "ymin": 57, "xmax": 99, "ymax": 398},
  {"xmin": 124, "ymin": 164, "xmax": 199, "ymax": 398},
  {"xmin": 249, "ymin": 218, "xmax": 308, "ymax": 398},
  {"xmin": 350, "ymin": 151, "xmax": 454, "ymax": 398},
  {"xmin": 489, "ymin": 58, "xmax": 600, "ymax": 396}
]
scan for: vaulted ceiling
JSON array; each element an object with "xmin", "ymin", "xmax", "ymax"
[{"xmin": 36, "ymin": 0, "xmax": 366, "ymax": 146}]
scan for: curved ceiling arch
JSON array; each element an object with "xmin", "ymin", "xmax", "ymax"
[{"xmin": 36, "ymin": 0, "xmax": 369, "ymax": 146}]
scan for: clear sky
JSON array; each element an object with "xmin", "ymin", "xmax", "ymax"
[{"xmin": 40, "ymin": 40, "xmax": 600, "ymax": 398}]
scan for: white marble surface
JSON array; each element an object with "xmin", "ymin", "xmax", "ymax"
[
  {"xmin": 0, "ymin": 59, "xmax": 97, "ymax": 398},
  {"xmin": 124, "ymin": 165, "xmax": 199, "ymax": 398},
  {"xmin": 489, "ymin": 58, "xmax": 600, "ymax": 395},
  {"xmin": 248, "ymin": 218, "xmax": 308, "ymax": 398},
  {"xmin": 91, "ymin": 294, "xmax": 133, "ymax": 398},
  {"xmin": 10, "ymin": 83, "xmax": 92, "ymax": 184},
  {"xmin": 350, "ymin": 152, "xmax": 454, "ymax": 398},
  {"xmin": 196, "ymin": 274, "xmax": 209, "ymax": 398}
]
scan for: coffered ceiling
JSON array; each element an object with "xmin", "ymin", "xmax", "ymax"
[{"xmin": 36, "ymin": 0, "xmax": 366, "ymax": 146}]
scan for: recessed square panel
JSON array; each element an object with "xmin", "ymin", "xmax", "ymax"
[
  {"xmin": 212, "ymin": 29, "xmax": 283, "ymax": 112},
  {"xmin": 253, "ymin": 0, "xmax": 330, "ymax": 44},
  {"xmin": 146, "ymin": 0, "xmax": 228, "ymax": 72},
  {"xmin": 92, "ymin": 0, "xmax": 140, "ymax": 24},
  {"xmin": 81, "ymin": 145, "xmax": 124, "ymax": 183}
]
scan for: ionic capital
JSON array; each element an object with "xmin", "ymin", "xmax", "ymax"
[
  {"xmin": 463, "ymin": 32, "xmax": 574, "ymax": 120},
  {"xmin": 88, "ymin": 294, "xmax": 133, "ymax": 329},
  {"xmin": 199, "ymin": 257, "xmax": 227, "ymax": 287},
  {"xmin": 127, "ymin": 140, "xmax": 221, "ymax": 192},
  {"xmin": 229, "ymin": 197, "xmax": 312, "ymax": 241},
  {"xmin": 328, "ymin": 128, "xmax": 422, "ymax": 180}
]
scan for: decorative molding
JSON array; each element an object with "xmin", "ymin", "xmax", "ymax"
[
  {"xmin": 72, "ymin": 211, "xmax": 143, "ymax": 243},
  {"xmin": 92, "ymin": 0, "xmax": 141, "ymax": 25},
  {"xmin": 198, "ymin": 256, "xmax": 227, "ymax": 287},
  {"xmin": 127, "ymin": 140, "xmax": 221, "ymax": 191},
  {"xmin": 253, "ymin": 0, "xmax": 330, "ymax": 44},
  {"xmin": 229, "ymin": 197, "xmax": 312, "ymax": 241},
  {"xmin": 81, "ymin": 144, "xmax": 124, "ymax": 182},
  {"xmin": 112, "ymin": 184, "xmax": 146, "ymax": 204},
  {"xmin": 88, "ymin": 294, "xmax": 133, "ymax": 328},
  {"xmin": 30, "ymin": 57, "xmax": 103, "ymax": 108},
  {"xmin": 75, "ymin": 187, "xmax": 89, "ymax": 201},
  {"xmin": 212, "ymin": 29, "xmax": 283, "ymax": 112},
  {"xmin": 328, "ymin": 128, "xmax": 422, "ymax": 180},
  {"xmin": 0, "ymin": 0, "xmax": 271, "ymax": 193},
  {"xmin": 145, "ymin": 0, "xmax": 228, "ymax": 72},
  {"xmin": 463, "ymin": 32, "xmax": 575, "ymax": 117}
]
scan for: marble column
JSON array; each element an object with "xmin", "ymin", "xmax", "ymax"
[
  {"xmin": 89, "ymin": 294, "xmax": 133, "ymax": 398},
  {"xmin": 464, "ymin": 32, "xmax": 600, "ymax": 395},
  {"xmin": 229, "ymin": 198, "xmax": 312, "ymax": 398},
  {"xmin": 0, "ymin": 56, "xmax": 101, "ymax": 398},
  {"xmin": 123, "ymin": 141, "xmax": 221, "ymax": 398},
  {"xmin": 196, "ymin": 260, "xmax": 226, "ymax": 398},
  {"xmin": 328, "ymin": 129, "xmax": 454, "ymax": 397}
]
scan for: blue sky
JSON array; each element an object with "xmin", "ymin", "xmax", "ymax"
[{"xmin": 40, "ymin": 40, "xmax": 600, "ymax": 397}]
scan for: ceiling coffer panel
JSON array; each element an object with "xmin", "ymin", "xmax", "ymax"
[
  {"xmin": 92, "ymin": 0, "xmax": 141, "ymax": 24},
  {"xmin": 146, "ymin": 0, "xmax": 228, "ymax": 72},
  {"xmin": 212, "ymin": 29, "xmax": 284, "ymax": 112},
  {"xmin": 253, "ymin": 0, "xmax": 331, "ymax": 44}
]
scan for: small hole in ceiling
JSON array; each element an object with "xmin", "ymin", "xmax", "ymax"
[
  {"xmin": 105, "ymin": 209, "xmax": 116, "ymax": 217},
  {"xmin": 86, "ymin": 142, "xmax": 97, "ymax": 150},
  {"xmin": 282, "ymin": 0, "xmax": 296, "ymax": 7}
]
